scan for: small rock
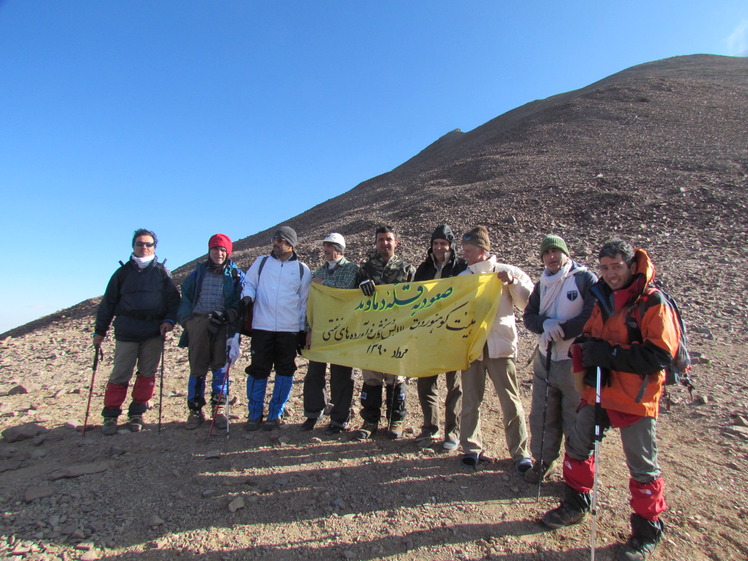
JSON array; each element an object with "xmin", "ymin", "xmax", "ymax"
[
  {"xmin": 23, "ymin": 485, "xmax": 55, "ymax": 503},
  {"xmin": 80, "ymin": 549, "xmax": 100, "ymax": 560},
  {"xmin": 204, "ymin": 450, "xmax": 221, "ymax": 459},
  {"xmin": 733, "ymin": 415, "xmax": 748, "ymax": 427},
  {"xmin": 693, "ymin": 395, "xmax": 709, "ymax": 405},
  {"xmin": 331, "ymin": 497, "xmax": 345, "ymax": 509},
  {"xmin": 147, "ymin": 515, "xmax": 164, "ymax": 527},
  {"xmin": 228, "ymin": 496, "xmax": 245, "ymax": 512},
  {"xmin": 49, "ymin": 461, "xmax": 110, "ymax": 480},
  {"xmin": 343, "ymin": 551, "xmax": 356, "ymax": 559},
  {"xmin": 202, "ymin": 489, "xmax": 216, "ymax": 498},
  {"xmin": 8, "ymin": 383, "xmax": 41, "ymax": 395},
  {"xmin": 75, "ymin": 542, "xmax": 95, "ymax": 551},
  {"xmin": 2, "ymin": 422, "xmax": 47, "ymax": 442}
]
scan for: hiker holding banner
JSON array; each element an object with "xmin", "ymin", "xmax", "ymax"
[
  {"xmin": 541, "ymin": 240, "xmax": 677, "ymax": 561},
  {"xmin": 352, "ymin": 225, "xmax": 416, "ymax": 441},
  {"xmin": 522, "ymin": 235, "xmax": 597, "ymax": 484},
  {"xmin": 412, "ymin": 224, "xmax": 468, "ymax": 451},
  {"xmin": 242, "ymin": 227, "xmax": 312, "ymax": 432},
  {"xmin": 300, "ymin": 233, "xmax": 360, "ymax": 435},
  {"xmin": 458, "ymin": 226, "xmax": 534, "ymax": 473}
]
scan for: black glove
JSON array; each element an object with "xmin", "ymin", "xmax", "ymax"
[
  {"xmin": 241, "ymin": 296, "xmax": 253, "ymax": 308},
  {"xmin": 580, "ymin": 339, "xmax": 614, "ymax": 369},
  {"xmin": 359, "ymin": 279, "xmax": 376, "ymax": 297},
  {"xmin": 207, "ymin": 311, "xmax": 226, "ymax": 336},
  {"xmin": 225, "ymin": 308, "xmax": 239, "ymax": 323},
  {"xmin": 297, "ymin": 331, "xmax": 307, "ymax": 356}
]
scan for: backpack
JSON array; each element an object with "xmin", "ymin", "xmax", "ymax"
[
  {"xmin": 239, "ymin": 256, "xmax": 305, "ymax": 336},
  {"xmin": 625, "ymin": 280, "xmax": 694, "ymax": 407}
]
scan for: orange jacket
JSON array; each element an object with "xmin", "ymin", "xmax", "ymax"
[{"xmin": 581, "ymin": 249, "xmax": 680, "ymax": 418}]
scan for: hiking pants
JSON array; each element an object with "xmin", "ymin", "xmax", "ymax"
[
  {"xmin": 563, "ymin": 403, "xmax": 666, "ymax": 520},
  {"xmin": 528, "ymin": 348, "xmax": 580, "ymax": 465},
  {"xmin": 102, "ymin": 336, "xmax": 161, "ymax": 417},
  {"xmin": 460, "ymin": 355, "xmax": 529, "ymax": 461},
  {"xmin": 417, "ymin": 371, "xmax": 461, "ymax": 442},
  {"xmin": 184, "ymin": 315, "xmax": 228, "ymax": 377},
  {"xmin": 303, "ymin": 361, "xmax": 354, "ymax": 427}
]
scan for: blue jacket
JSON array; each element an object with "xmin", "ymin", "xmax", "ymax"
[
  {"xmin": 95, "ymin": 257, "xmax": 180, "ymax": 343},
  {"xmin": 178, "ymin": 260, "xmax": 245, "ymax": 335}
]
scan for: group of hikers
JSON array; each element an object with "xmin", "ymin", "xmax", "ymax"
[{"xmin": 92, "ymin": 224, "xmax": 680, "ymax": 561}]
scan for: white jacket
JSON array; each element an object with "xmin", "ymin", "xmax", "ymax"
[
  {"xmin": 460, "ymin": 255, "xmax": 533, "ymax": 359},
  {"xmin": 242, "ymin": 253, "xmax": 311, "ymax": 333}
]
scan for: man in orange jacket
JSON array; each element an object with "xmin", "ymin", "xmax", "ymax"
[{"xmin": 541, "ymin": 239, "xmax": 680, "ymax": 561}]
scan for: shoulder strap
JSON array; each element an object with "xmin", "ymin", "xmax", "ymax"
[
  {"xmin": 257, "ymin": 256, "xmax": 269, "ymax": 283},
  {"xmin": 298, "ymin": 261, "xmax": 304, "ymax": 280}
]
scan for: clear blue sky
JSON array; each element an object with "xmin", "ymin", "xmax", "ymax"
[{"xmin": 1, "ymin": 1, "xmax": 745, "ymax": 334}]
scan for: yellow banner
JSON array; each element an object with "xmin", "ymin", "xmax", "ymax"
[{"xmin": 303, "ymin": 274, "xmax": 502, "ymax": 377}]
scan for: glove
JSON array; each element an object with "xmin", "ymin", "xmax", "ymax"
[
  {"xmin": 359, "ymin": 279, "xmax": 376, "ymax": 297},
  {"xmin": 580, "ymin": 339, "xmax": 613, "ymax": 369},
  {"xmin": 297, "ymin": 331, "xmax": 307, "ymax": 356},
  {"xmin": 225, "ymin": 308, "xmax": 239, "ymax": 323},
  {"xmin": 241, "ymin": 296, "xmax": 253, "ymax": 308},
  {"xmin": 542, "ymin": 319, "xmax": 565, "ymax": 342},
  {"xmin": 226, "ymin": 333, "xmax": 241, "ymax": 367},
  {"xmin": 207, "ymin": 311, "xmax": 226, "ymax": 336}
]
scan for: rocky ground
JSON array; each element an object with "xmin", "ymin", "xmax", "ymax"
[
  {"xmin": 1, "ymin": 308, "xmax": 747, "ymax": 561},
  {"xmin": 2, "ymin": 55, "xmax": 747, "ymax": 560}
]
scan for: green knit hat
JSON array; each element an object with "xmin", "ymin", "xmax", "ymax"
[{"xmin": 540, "ymin": 235, "xmax": 569, "ymax": 260}]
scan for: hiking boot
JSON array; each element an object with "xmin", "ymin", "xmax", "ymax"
[
  {"xmin": 101, "ymin": 417, "xmax": 118, "ymax": 436},
  {"xmin": 244, "ymin": 417, "xmax": 263, "ymax": 431},
  {"xmin": 300, "ymin": 418, "xmax": 317, "ymax": 431},
  {"xmin": 524, "ymin": 459, "xmax": 558, "ymax": 484},
  {"xmin": 515, "ymin": 457, "xmax": 533, "ymax": 474},
  {"xmin": 213, "ymin": 413, "xmax": 228, "ymax": 430},
  {"xmin": 542, "ymin": 501, "xmax": 590, "ymax": 529},
  {"xmin": 127, "ymin": 415, "xmax": 143, "ymax": 432},
  {"xmin": 617, "ymin": 515, "xmax": 664, "ymax": 561},
  {"xmin": 263, "ymin": 418, "xmax": 281, "ymax": 431},
  {"xmin": 353, "ymin": 421, "xmax": 378, "ymax": 441},
  {"xmin": 386, "ymin": 420, "xmax": 405, "ymax": 440},
  {"xmin": 415, "ymin": 428, "xmax": 439, "ymax": 446},
  {"xmin": 127, "ymin": 415, "xmax": 144, "ymax": 433},
  {"xmin": 460, "ymin": 452, "xmax": 494, "ymax": 469},
  {"xmin": 324, "ymin": 423, "xmax": 346, "ymax": 435},
  {"xmin": 185, "ymin": 410, "xmax": 205, "ymax": 430},
  {"xmin": 442, "ymin": 438, "xmax": 459, "ymax": 452}
]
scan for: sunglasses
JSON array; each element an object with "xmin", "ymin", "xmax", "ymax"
[{"xmin": 134, "ymin": 241, "xmax": 155, "ymax": 248}]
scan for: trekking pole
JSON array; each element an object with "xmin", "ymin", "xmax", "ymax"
[
  {"xmin": 590, "ymin": 366, "xmax": 603, "ymax": 561},
  {"xmin": 536, "ymin": 340, "xmax": 553, "ymax": 501},
  {"xmin": 82, "ymin": 345, "xmax": 104, "ymax": 437},
  {"xmin": 158, "ymin": 336, "xmax": 165, "ymax": 433}
]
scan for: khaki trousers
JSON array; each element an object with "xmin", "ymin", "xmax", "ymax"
[{"xmin": 460, "ymin": 354, "xmax": 529, "ymax": 461}]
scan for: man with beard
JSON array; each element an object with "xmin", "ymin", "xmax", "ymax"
[
  {"xmin": 413, "ymin": 224, "xmax": 468, "ymax": 451},
  {"xmin": 353, "ymin": 225, "xmax": 416, "ymax": 441},
  {"xmin": 242, "ymin": 226, "xmax": 311, "ymax": 431},
  {"xmin": 94, "ymin": 229, "xmax": 180, "ymax": 434},
  {"xmin": 178, "ymin": 234, "xmax": 244, "ymax": 430}
]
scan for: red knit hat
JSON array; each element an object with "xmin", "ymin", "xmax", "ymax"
[{"xmin": 209, "ymin": 233, "xmax": 233, "ymax": 256}]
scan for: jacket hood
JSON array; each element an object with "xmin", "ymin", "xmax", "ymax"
[{"xmin": 633, "ymin": 248, "xmax": 656, "ymax": 284}]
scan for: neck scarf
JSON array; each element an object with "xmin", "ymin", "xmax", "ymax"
[
  {"xmin": 539, "ymin": 260, "xmax": 577, "ymax": 316},
  {"xmin": 132, "ymin": 253, "xmax": 155, "ymax": 269}
]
